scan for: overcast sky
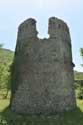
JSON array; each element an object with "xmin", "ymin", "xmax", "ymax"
[{"xmin": 0, "ymin": 0, "xmax": 83, "ymax": 72}]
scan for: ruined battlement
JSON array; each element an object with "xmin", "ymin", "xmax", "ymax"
[
  {"xmin": 11, "ymin": 17, "xmax": 76, "ymax": 114},
  {"xmin": 18, "ymin": 17, "xmax": 70, "ymax": 41},
  {"xmin": 48, "ymin": 17, "xmax": 69, "ymax": 37},
  {"xmin": 18, "ymin": 18, "xmax": 37, "ymax": 39}
]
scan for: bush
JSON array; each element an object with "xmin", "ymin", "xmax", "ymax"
[{"xmin": 75, "ymin": 83, "xmax": 83, "ymax": 99}]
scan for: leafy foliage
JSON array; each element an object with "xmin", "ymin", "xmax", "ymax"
[
  {"xmin": 0, "ymin": 43, "xmax": 4, "ymax": 48},
  {"xmin": 74, "ymin": 71, "xmax": 83, "ymax": 99},
  {"xmin": 75, "ymin": 84, "xmax": 83, "ymax": 99},
  {"xmin": 0, "ymin": 48, "xmax": 14, "ymax": 98},
  {"xmin": 80, "ymin": 48, "xmax": 83, "ymax": 67},
  {"xmin": 74, "ymin": 71, "xmax": 83, "ymax": 80},
  {"xmin": 74, "ymin": 48, "xmax": 83, "ymax": 99},
  {"xmin": 80, "ymin": 48, "xmax": 83, "ymax": 58}
]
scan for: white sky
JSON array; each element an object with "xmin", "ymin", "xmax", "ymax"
[{"xmin": 0, "ymin": 0, "xmax": 82, "ymax": 10}]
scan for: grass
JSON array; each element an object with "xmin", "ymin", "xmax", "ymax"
[
  {"xmin": 0, "ymin": 99, "xmax": 9, "ymax": 111},
  {"xmin": 77, "ymin": 99, "xmax": 83, "ymax": 112},
  {"xmin": 0, "ymin": 93, "xmax": 83, "ymax": 125}
]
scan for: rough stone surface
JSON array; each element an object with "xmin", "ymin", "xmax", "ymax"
[{"xmin": 10, "ymin": 17, "xmax": 76, "ymax": 114}]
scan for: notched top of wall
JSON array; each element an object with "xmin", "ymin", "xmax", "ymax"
[
  {"xmin": 17, "ymin": 17, "xmax": 70, "ymax": 40},
  {"xmin": 48, "ymin": 17, "xmax": 70, "ymax": 38},
  {"xmin": 18, "ymin": 18, "xmax": 38, "ymax": 38}
]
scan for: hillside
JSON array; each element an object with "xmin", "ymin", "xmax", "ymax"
[
  {"xmin": 74, "ymin": 70, "xmax": 83, "ymax": 80},
  {"xmin": 0, "ymin": 48, "xmax": 14, "ymax": 92},
  {"xmin": 0, "ymin": 48, "xmax": 14, "ymax": 63}
]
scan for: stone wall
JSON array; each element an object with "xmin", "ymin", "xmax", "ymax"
[{"xmin": 10, "ymin": 17, "xmax": 76, "ymax": 114}]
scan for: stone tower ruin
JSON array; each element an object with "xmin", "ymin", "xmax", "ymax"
[{"xmin": 10, "ymin": 17, "xmax": 76, "ymax": 114}]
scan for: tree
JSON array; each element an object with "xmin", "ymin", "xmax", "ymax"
[
  {"xmin": 0, "ymin": 43, "xmax": 3, "ymax": 48},
  {"xmin": 80, "ymin": 48, "xmax": 83, "ymax": 59},
  {"xmin": 0, "ymin": 46, "xmax": 14, "ymax": 99},
  {"xmin": 80, "ymin": 48, "xmax": 83, "ymax": 67}
]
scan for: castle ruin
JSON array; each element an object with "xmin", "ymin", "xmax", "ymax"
[{"xmin": 10, "ymin": 17, "xmax": 76, "ymax": 114}]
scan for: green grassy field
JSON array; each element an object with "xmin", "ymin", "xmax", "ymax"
[{"xmin": 0, "ymin": 95, "xmax": 83, "ymax": 125}]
